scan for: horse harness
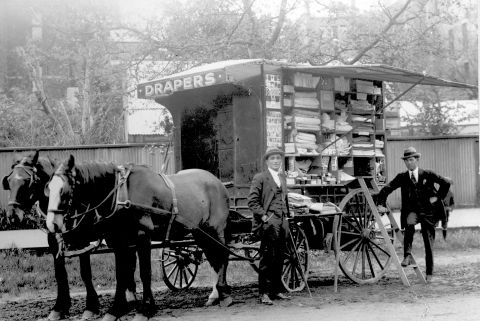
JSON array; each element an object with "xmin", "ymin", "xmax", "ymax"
[{"xmin": 59, "ymin": 165, "xmax": 180, "ymax": 241}]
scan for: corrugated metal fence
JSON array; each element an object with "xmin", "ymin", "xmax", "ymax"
[
  {"xmin": 0, "ymin": 144, "xmax": 174, "ymax": 210},
  {"xmin": 385, "ymin": 135, "xmax": 479, "ymax": 209}
]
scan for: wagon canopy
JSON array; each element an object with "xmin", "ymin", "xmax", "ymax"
[
  {"xmin": 287, "ymin": 64, "xmax": 477, "ymax": 89},
  {"xmin": 136, "ymin": 59, "xmax": 476, "ymax": 100}
]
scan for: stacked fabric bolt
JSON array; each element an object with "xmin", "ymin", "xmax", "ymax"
[
  {"xmin": 335, "ymin": 113, "xmax": 352, "ymax": 133},
  {"xmin": 352, "ymin": 149, "xmax": 375, "ymax": 156},
  {"xmin": 375, "ymin": 149, "xmax": 385, "ymax": 157},
  {"xmin": 375, "ymin": 139, "xmax": 384, "ymax": 148},
  {"xmin": 294, "ymin": 91, "xmax": 320, "ymax": 109},
  {"xmin": 291, "ymin": 109, "xmax": 320, "ymax": 131},
  {"xmin": 294, "ymin": 132, "xmax": 319, "ymax": 155},
  {"xmin": 353, "ymin": 136, "xmax": 370, "ymax": 143},
  {"xmin": 350, "ymin": 99, "xmax": 374, "ymax": 113},
  {"xmin": 293, "ymin": 73, "xmax": 320, "ymax": 88},
  {"xmin": 288, "ymin": 192, "xmax": 313, "ymax": 208}
]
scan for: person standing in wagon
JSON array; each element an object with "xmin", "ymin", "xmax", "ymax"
[
  {"xmin": 376, "ymin": 147, "xmax": 450, "ymax": 282},
  {"xmin": 248, "ymin": 147, "xmax": 291, "ymax": 305}
]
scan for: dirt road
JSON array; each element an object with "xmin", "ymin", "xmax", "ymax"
[{"xmin": 2, "ymin": 249, "xmax": 480, "ymax": 321}]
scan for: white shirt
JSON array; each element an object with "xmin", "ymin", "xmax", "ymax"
[
  {"xmin": 268, "ymin": 168, "xmax": 281, "ymax": 187},
  {"xmin": 409, "ymin": 167, "xmax": 418, "ymax": 182}
]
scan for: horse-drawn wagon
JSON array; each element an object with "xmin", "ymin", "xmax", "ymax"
[
  {"xmin": 136, "ymin": 59, "xmax": 475, "ymax": 289},
  {"xmin": 2, "ymin": 59, "xmax": 475, "ymax": 321}
]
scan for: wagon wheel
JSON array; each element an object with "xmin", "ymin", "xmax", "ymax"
[
  {"xmin": 160, "ymin": 245, "xmax": 202, "ymax": 291},
  {"xmin": 282, "ymin": 223, "xmax": 309, "ymax": 292},
  {"xmin": 336, "ymin": 188, "xmax": 394, "ymax": 284}
]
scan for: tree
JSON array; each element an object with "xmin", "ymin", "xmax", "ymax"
[{"xmin": 401, "ymin": 90, "xmax": 474, "ymax": 136}]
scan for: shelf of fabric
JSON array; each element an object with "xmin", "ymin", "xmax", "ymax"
[
  {"xmin": 285, "ymin": 153, "xmax": 320, "ymax": 157},
  {"xmin": 333, "ymin": 91, "xmax": 381, "ymax": 96},
  {"xmin": 284, "ymin": 106, "xmax": 320, "ymax": 111}
]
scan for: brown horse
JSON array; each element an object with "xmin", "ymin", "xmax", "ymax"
[
  {"xmin": 46, "ymin": 155, "xmax": 231, "ymax": 321},
  {"xmin": 2, "ymin": 151, "xmax": 137, "ymax": 321}
]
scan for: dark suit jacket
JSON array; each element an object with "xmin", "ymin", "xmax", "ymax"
[
  {"xmin": 247, "ymin": 170, "xmax": 289, "ymax": 233},
  {"xmin": 377, "ymin": 168, "xmax": 450, "ymax": 228}
]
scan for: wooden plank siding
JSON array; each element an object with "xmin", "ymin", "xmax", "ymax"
[
  {"xmin": 385, "ymin": 135, "xmax": 479, "ymax": 209},
  {"xmin": 0, "ymin": 144, "xmax": 174, "ymax": 211}
]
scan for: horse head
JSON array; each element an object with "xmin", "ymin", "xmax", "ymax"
[
  {"xmin": 46, "ymin": 154, "xmax": 77, "ymax": 233},
  {"xmin": 2, "ymin": 150, "xmax": 55, "ymax": 223}
]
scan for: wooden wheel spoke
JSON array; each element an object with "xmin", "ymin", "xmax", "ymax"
[
  {"xmin": 350, "ymin": 214, "xmax": 364, "ymax": 232},
  {"xmin": 186, "ymin": 266, "xmax": 195, "ymax": 279},
  {"xmin": 344, "ymin": 218, "xmax": 362, "ymax": 233},
  {"xmin": 365, "ymin": 244, "xmax": 376, "ymax": 278},
  {"xmin": 179, "ymin": 267, "xmax": 184, "ymax": 288},
  {"xmin": 340, "ymin": 237, "xmax": 361, "ymax": 250},
  {"xmin": 366, "ymin": 242, "xmax": 384, "ymax": 270},
  {"xmin": 166, "ymin": 264, "xmax": 178, "ymax": 279},
  {"xmin": 362, "ymin": 241, "xmax": 366, "ymax": 279},
  {"xmin": 163, "ymin": 259, "xmax": 177, "ymax": 268},
  {"xmin": 368, "ymin": 238, "xmax": 391, "ymax": 256},
  {"xmin": 172, "ymin": 265, "xmax": 180, "ymax": 285},
  {"xmin": 352, "ymin": 242, "xmax": 364, "ymax": 275},
  {"xmin": 342, "ymin": 240, "xmax": 361, "ymax": 262},
  {"xmin": 183, "ymin": 269, "xmax": 189, "ymax": 284}
]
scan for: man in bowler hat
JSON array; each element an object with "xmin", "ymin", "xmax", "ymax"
[
  {"xmin": 376, "ymin": 147, "xmax": 450, "ymax": 282},
  {"xmin": 248, "ymin": 147, "xmax": 291, "ymax": 305}
]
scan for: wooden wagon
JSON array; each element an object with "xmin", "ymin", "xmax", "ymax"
[{"xmin": 135, "ymin": 59, "xmax": 474, "ymax": 290}]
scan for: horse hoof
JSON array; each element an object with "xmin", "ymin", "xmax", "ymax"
[
  {"xmin": 132, "ymin": 313, "xmax": 149, "ymax": 321},
  {"xmin": 38, "ymin": 310, "xmax": 66, "ymax": 321},
  {"xmin": 219, "ymin": 296, "xmax": 233, "ymax": 307},
  {"xmin": 126, "ymin": 290, "xmax": 137, "ymax": 303},
  {"xmin": 101, "ymin": 313, "xmax": 118, "ymax": 321},
  {"xmin": 80, "ymin": 310, "xmax": 98, "ymax": 320},
  {"xmin": 205, "ymin": 298, "xmax": 219, "ymax": 307}
]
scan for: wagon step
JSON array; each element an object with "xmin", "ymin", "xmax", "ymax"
[{"xmin": 360, "ymin": 178, "xmax": 427, "ymax": 286}]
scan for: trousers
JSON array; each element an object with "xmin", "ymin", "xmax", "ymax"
[
  {"xmin": 404, "ymin": 211, "xmax": 436, "ymax": 275},
  {"xmin": 258, "ymin": 215, "xmax": 289, "ymax": 295}
]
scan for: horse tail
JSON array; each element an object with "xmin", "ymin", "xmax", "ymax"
[{"xmin": 220, "ymin": 183, "xmax": 232, "ymax": 244}]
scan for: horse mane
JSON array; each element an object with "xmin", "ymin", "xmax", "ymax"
[{"xmin": 74, "ymin": 162, "xmax": 118, "ymax": 186}]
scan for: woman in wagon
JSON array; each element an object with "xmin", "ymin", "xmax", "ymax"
[
  {"xmin": 376, "ymin": 147, "xmax": 450, "ymax": 283},
  {"xmin": 248, "ymin": 147, "xmax": 291, "ymax": 305}
]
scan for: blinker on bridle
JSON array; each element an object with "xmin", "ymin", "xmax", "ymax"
[{"xmin": 6, "ymin": 162, "xmax": 39, "ymax": 206}]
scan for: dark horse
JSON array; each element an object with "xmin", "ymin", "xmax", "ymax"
[
  {"xmin": 2, "ymin": 151, "xmax": 137, "ymax": 321},
  {"xmin": 46, "ymin": 155, "xmax": 231, "ymax": 321}
]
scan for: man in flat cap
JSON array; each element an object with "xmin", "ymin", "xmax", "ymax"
[
  {"xmin": 376, "ymin": 147, "xmax": 450, "ymax": 282},
  {"xmin": 248, "ymin": 147, "xmax": 291, "ymax": 305}
]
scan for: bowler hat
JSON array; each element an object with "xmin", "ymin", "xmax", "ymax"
[
  {"xmin": 401, "ymin": 146, "xmax": 421, "ymax": 160},
  {"xmin": 264, "ymin": 147, "xmax": 284, "ymax": 160}
]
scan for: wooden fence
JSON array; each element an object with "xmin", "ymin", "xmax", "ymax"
[
  {"xmin": 385, "ymin": 135, "xmax": 479, "ymax": 209},
  {"xmin": 0, "ymin": 144, "xmax": 173, "ymax": 211}
]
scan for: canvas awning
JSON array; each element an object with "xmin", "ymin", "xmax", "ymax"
[
  {"xmin": 136, "ymin": 60, "xmax": 477, "ymax": 100},
  {"xmin": 287, "ymin": 64, "xmax": 477, "ymax": 89}
]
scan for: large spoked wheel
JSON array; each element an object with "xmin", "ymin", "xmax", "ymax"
[
  {"xmin": 337, "ymin": 188, "xmax": 394, "ymax": 284},
  {"xmin": 282, "ymin": 223, "xmax": 309, "ymax": 292},
  {"xmin": 160, "ymin": 246, "xmax": 202, "ymax": 291}
]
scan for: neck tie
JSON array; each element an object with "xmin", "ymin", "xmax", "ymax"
[{"xmin": 411, "ymin": 172, "xmax": 416, "ymax": 184}]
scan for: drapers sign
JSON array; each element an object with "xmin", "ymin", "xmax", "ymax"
[{"xmin": 137, "ymin": 70, "xmax": 227, "ymax": 99}]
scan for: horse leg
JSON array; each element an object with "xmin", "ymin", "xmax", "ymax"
[
  {"xmin": 45, "ymin": 233, "xmax": 71, "ymax": 321},
  {"xmin": 193, "ymin": 228, "xmax": 231, "ymax": 307},
  {"xmin": 214, "ymin": 229, "xmax": 231, "ymax": 307},
  {"xmin": 134, "ymin": 232, "xmax": 156, "ymax": 320},
  {"xmin": 79, "ymin": 253, "xmax": 99, "ymax": 320},
  {"xmin": 125, "ymin": 247, "xmax": 137, "ymax": 303},
  {"xmin": 102, "ymin": 249, "xmax": 130, "ymax": 321}
]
